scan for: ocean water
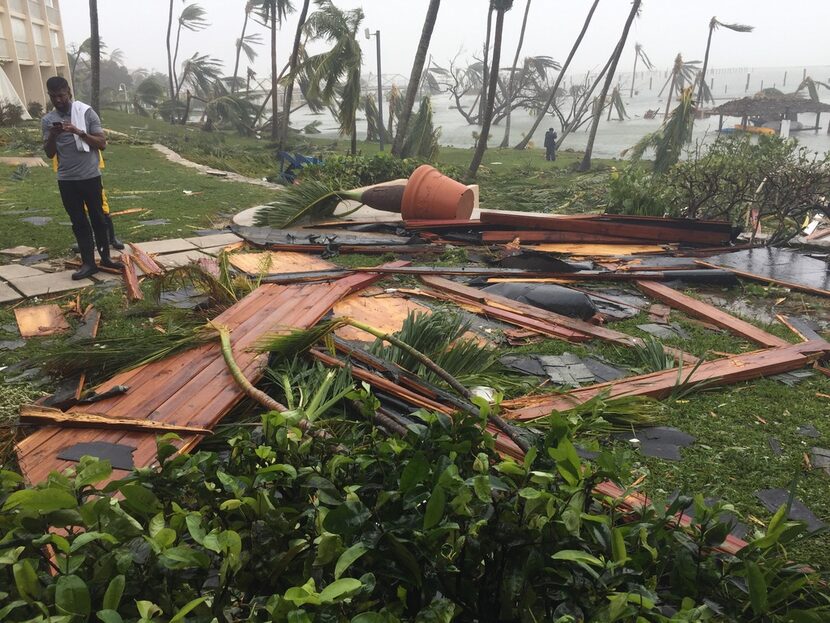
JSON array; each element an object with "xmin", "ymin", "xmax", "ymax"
[{"xmin": 290, "ymin": 65, "xmax": 830, "ymax": 158}]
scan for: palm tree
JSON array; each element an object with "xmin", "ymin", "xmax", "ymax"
[
  {"xmin": 629, "ymin": 42, "xmax": 652, "ymax": 98},
  {"xmin": 627, "ymin": 86, "xmax": 695, "ymax": 173},
  {"xmin": 697, "ymin": 17, "xmax": 753, "ymax": 106},
  {"xmin": 514, "ymin": 0, "xmax": 600, "ymax": 150},
  {"xmin": 255, "ymin": 0, "xmax": 293, "ymax": 141},
  {"xmin": 479, "ymin": 3, "xmax": 495, "ymax": 124},
  {"xmin": 578, "ymin": 0, "xmax": 641, "ymax": 172},
  {"xmin": 797, "ymin": 77, "xmax": 830, "ymax": 102},
  {"xmin": 166, "ymin": 0, "xmax": 178, "ymax": 102},
  {"xmin": 468, "ymin": 0, "xmax": 514, "ymax": 179},
  {"xmin": 304, "ymin": 1, "xmax": 364, "ymax": 154},
  {"xmin": 89, "ymin": 0, "xmax": 100, "ymax": 113},
  {"xmin": 391, "ymin": 0, "xmax": 441, "ymax": 157},
  {"xmin": 660, "ymin": 54, "xmax": 699, "ymax": 118},
  {"xmin": 499, "ymin": 0, "xmax": 531, "ymax": 147},
  {"xmin": 172, "ymin": 4, "xmax": 210, "ymax": 99},
  {"xmin": 231, "ymin": 2, "xmax": 256, "ymax": 93},
  {"xmin": 279, "ymin": 0, "xmax": 311, "ymax": 150}
]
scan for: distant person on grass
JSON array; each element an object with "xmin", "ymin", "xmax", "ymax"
[
  {"xmin": 544, "ymin": 127, "xmax": 558, "ymax": 161},
  {"xmin": 42, "ymin": 76, "xmax": 123, "ymax": 280}
]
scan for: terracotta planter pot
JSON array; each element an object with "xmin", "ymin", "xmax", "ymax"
[{"xmin": 400, "ymin": 165, "xmax": 474, "ymax": 220}]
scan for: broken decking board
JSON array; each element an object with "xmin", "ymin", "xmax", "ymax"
[
  {"xmin": 635, "ymin": 280, "xmax": 790, "ymax": 348},
  {"xmin": 16, "ymin": 263, "xmax": 410, "ymax": 484},
  {"xmin": 419, "ymin": 276, "xmax": 698, "ymax": 365},
  {"xmin": 482, "ymin": 231, "xmax": 657, "ymax": 244},
  {"xmin": 121, "ymin": 254, "xmax": 143, "ymax": 301},
  {"xmin": 504, "ymin": 340, "xmax": 830, "ymax": 422},
  {"xmin": 127, "ymin": 243, "xmax": 164, "ymax": 276},
  {"xmin": 480, "ymin": 212, "xmax": 733, "ymax": 245},
  {"xmin": 696, "ymin": 259, "xmax": 830, "ymax": 298},
  {"xmin": 15, "ymin": 304, "xmax": 70, "ymax": 337}
]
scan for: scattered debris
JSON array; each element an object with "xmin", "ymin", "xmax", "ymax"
[
  {"xmin": 796, "ymin": 424, "xmax": 821, "ymax": 438},
  {"xmin": 754, "ymin": 489, "xmax": 826, "ymax": 531},
  {"xmin": 811, "ymin": 447, "xmax": 830, "ymax": 476},
  {"xmin": 57, "ymin": 441, "xmax": 137, "ymax": 471},
  {"xmin": 14, "ymin": 304, "xmax": 70, "ymax": 338}
]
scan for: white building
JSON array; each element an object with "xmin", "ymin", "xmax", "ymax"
[{"xmin": 0, "ymin": 0, "xmax": 70, "ymax": 111}]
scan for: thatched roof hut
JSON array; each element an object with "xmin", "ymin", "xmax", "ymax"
[{"xmin": 711, "ymin": 93, "xmax": 830, "ymax": 133}]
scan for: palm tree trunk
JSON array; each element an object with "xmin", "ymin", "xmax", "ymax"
[
  {"xmin": 556, "ymin": 54, "xmax": 612, "ymax": 148},
  {"xmin": 270, "ymin": 0, "xmax": 279, "ymax": 141},
  {"xmin": 479, "ymin": 4, "xmax": 494, "ymax": 124},
  {"xmin": 279, "ymin": 0, "xmax": 311, "ymax": 151},
  {"xmin": 468, "ymin": 6, "xmax": 507, "ymax": 179},
  {"xmin": 166, "ymin": 0, "xmax": 175, "ymax": 105},
  {"xmin": 231, "ymin": 5, "xmax": 251, "ymax": 94},
  {"xmin": 578, "ymin": 0, "xmax": 641, "ymax": 172},
  {"xmin": 350, "ymin": 117, "xmax": 357, "ymax": 155},
  {"xmin": 629, "ymin": 52, "xmax": 638, "ymax": 98},
  {"xmin": 513, "ymin": 0, "xmax": 600, "ymax": 150},
  {"xmin": 392, "ymin": 0, "xmax": 441, "ymax": 157},
  {"xmin": 664, "ymin": 71, "xmax": 677, "ymax": 119},
  {"xmin": 697, "ymin": 23, "xmax": 715, "ymax": 105},
  {"xmin": 88, "ymin": 0, "xmax": 100, "ymax": 114},
  {"xmin": 172, "ymin": 23, "xmax": 184, "ymax": 101},
  {"xmin": 499, "ymin": 0, "xmax": 531, "ymax": 148}
]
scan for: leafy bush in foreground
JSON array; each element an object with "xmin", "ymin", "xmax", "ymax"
[
  {"xmin": 298, "ymin": 153, "xmax": 464, "ymax": 191},
  {"xmin": 1, "ymin": 400, "xmax": 829, "ymax": 622}
]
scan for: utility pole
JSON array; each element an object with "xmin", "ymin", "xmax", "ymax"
[{"xmin": 365, "ymin": 28, "xmax": 385, "ymax": 151}]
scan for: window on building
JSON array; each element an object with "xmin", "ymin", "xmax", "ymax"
[
  {"xmin": 11, "ymin": 18, "xmax": 28, "ymax": 42},
  {"xmin": 32, "ymin": 24, "xmax": 45, "ymax": 46},
  {"xmin": 50, "ymin": 29, "xmax": 60, "ymax": 48}
]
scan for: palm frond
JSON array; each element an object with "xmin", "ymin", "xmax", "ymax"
[
  {"xmin": 253, "ymin": 179, "xmax": 360, "ymax": 228},
  {"xmin": 255, "ymin": 319, "xmax": 347, "ymax": 359},
  {"xmin": 714, "ymin": 20, "xmax": 754, "ymax": 33},
  {"xmin": 179, "ymin": 3, "xmax": 210, "ymax": 32},
  {"xmin": 400, "ymin": 97, "xmax": 439, "ymax": 159},
  {"xmin": 627, "ymin": 87, "xmax": 695, "ymax": 173}
]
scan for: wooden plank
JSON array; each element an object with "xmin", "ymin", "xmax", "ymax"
[
  {"xmin": 696, "ymin": 259, "xmax": 830, "ymax": 298},
  {"xmin": 332, "ymin": 290, "xmax": 431, "ymax": 342},
  {"xmin": 420, "ymin": 276, "xmax": 698, "ymax": 365},
  {"xmin": 127, "ymin": 243, "xmax": 164, "ymax": 276},
  {"xmin": 17, "ymin": 263, "xmax": 411, "ymax": 484},
  {"xmin": 121, "ymin": 254, "xmax": 143, "ymax": 301},
  {"xmin": 482, "ymin": 231, "xmax": 656, "ymax": 244},
  {"xmin": 480, "ymin": 212, "xmax": 732, "ymax": 245},
  {"xmin": 776, "ymin": 314, "xmax": 824, "ymax": 343},
  {"xmin": 228, "ymin": 251, "xmax": 336, "ymax": 275},
  {"xmin": 14, "ymin": 304, "xmax": 70, "ymax": 337},
  {"xmin": 504, "ymin": 340, "xmax": 830, "ymax": 421},
  {"xmin": 529, "ymin": 243, "xmax": 669, "ymax": 256},
  {"xmin": 19, "ymin": 404, "xmax": 212, "ymax": 435},
  {"xmin": 636, "ymin": 280, "xmax": 790, "ymax": 348}
]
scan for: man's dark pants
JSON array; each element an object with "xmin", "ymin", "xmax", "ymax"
[
  {"xmin": 546, "ymin": 147, "xmax": 556, "ymax": 161},
  {"xmin": 58, "ymin": 176, "xmax": 108, "ymax": 261}
]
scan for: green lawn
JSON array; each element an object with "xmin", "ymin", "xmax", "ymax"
[{"xmin": 0, "ymin": 137, "xmax": 278, "ymax": 257}]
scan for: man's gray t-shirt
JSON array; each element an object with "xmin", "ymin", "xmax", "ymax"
[{"xmin": 41, "ymin": 106, "xmax": 103, "ymax": 181}]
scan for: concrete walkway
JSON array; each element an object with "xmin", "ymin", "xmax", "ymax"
[
  {"xmin": 0, "ymin": 232, "xmax": 243, "ymax": 303},
  {"xmin": 152, "ymin": 144, "xmax": 283, "ymax": 189}
]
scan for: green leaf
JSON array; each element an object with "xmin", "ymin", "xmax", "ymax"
[
  {"xmin": 319, "ymin": 578, "xmax": 363, "ymax": 604},
  {"xmin": 136, "ymin": 600, "xmax": 163, "ymax": 620},
  {"xmin": 323, "ymin": 500, "xmax": 371, "ymax": 538},
  {"xmin": 551, "ymin": 550, "xmax": 604, "ymax": 567},
  {"xmin": 351, "ymin": 614, "xmax": 385, "ymax": 623},
  {"xmin": 610, "ymin": 527, "xmax": 628, "ymax": 564},
  {"xmin": 170, "ymin": 596, "xmax": 207, "ymax": 623},
  {"xmin": 414, "ymin": 598, "xmax": 457, "ymax": 622},
  {"xmin": 13, "ymin": 559, "xmax": 40, "ymax": 601},
  {"xmin": 55, "ymin": 574, "xmax": 91, "ymax": 618},
  {"xmin": 97, "ymin": 610, "xmax": 124, "ymax": 623},
  {"xmin": 0, "ymin": 546, "xmax": 24, "ymax": 565},
  {"xmin": 102, "ymin": 575, "xmax": 125, "ymax": 611},
  {"xmin": 400, "ymin": 454, "xmax": 430, "ymax": 493},
  {"xmin": 70, "ymin": 531, "xmax": 118, "ymax": 553},
  {"xmin": 335, "ymin": 542, "xmax": 369, "ymax": 580},
  {"xmin": 767, "ymin": 503, "xmax": 788, "ymax": 536},
  {"xmin": 284, "ymin": 578, "xmax": 320, "ymax": 607},
  {"xmin": 185, "ymin": 513, "xmax": 206, "ymax": 545},
  {"xmin": 746, "ymin": 561, "xmax": 769, "ymax": 615},
  {"xmin": 3, "ymin": 488, "xmax": 77, "ymax": 513},
  {"xmin": 160, "ymin": 546, "xmax": 210, "ymax": 569},
  {"xmin": 549, "ymin": 438, "xmax": 581, "ymax": 486},
  {"xmin": 118, "ymin": 484, "xmax": 161, "ymax": 515},
  {"xmin": 472, "ymin": 475, "xmax": 491, "ymax": 502},
  {"xmin": 220, "ymin": 499, "xmax": 243, "ymax": 511},
  {"xmin": 313, "ymin": 533, "xmax": 343, "ymax": 567},
  {"xmin": 0, "ymin": 600, "xmax": 27, "ymax": 620},
  {"xmin": 75, "ymin": 459, "xmax": 113, "ymax": 488},
  {"xmin": 423, "ymin": 485, "xmax": 446, "ymax": 530}
]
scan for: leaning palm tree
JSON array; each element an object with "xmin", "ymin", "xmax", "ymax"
[
  {"xmin": 659, "ymin": 54, "xmax": 699, "ymax": 118},
  {"xmin": 468, "ymin": 0, "xmax": 514, "ymax": 179},
  {"xmin": 629, "ymin": 42, "xmax": 653, "ymax": 98},
  {"xmin": 578, "ymin": 0, "xmax": 642, "ymax": 172},
  {"xmin": 697, "ymin": 17, "xmax": 753, "ymax": 106},
  {"xmin": 88, "ymin": 0, "xmax": 101, "ymax": 113},
  {"xmin": 797, "ymin": 77, "xmax": 830, "ymax": 103},
  {"xmin": 392, "ymin": 0, "xmax": 441, "ymax": 157},
  {"xmin": 278, "ymin": 0, "xmax": 311, "ymax": 150},
  {"xmin": 499, "ymin": 0, "xmax": 531, "ymax": 147},
  {"xmin": 171, "ymin": 4, "xmax": 210, "ymax": 100},
  {"xmin": 231, "ymin": 2, "xmax": 257, "ymax": 93},
  {"xmin": 303, "ymin": 1, "xmax": 364, "ymax": 154},
  {"xmin": 514, "ymin": 0, "xmax": 600, "ymax": 151},
  {"xmin": 627, "ymin": 86, "xmax": 695, "ymax": 174},
  {"xmin": 255, "ymin": 0, "xmax": 294, "ymax": 141}
]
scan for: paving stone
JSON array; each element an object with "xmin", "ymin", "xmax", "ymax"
[
  {"xmin": 199, "ymin": 245, "xmax": 235, "ymax": 256},
  {"xmin": 797, "ymin": 424, "xmax": 821, "ymax": 439},
  {"xmin": 0, "ymin": 339, "xmax": 26, "ymax": 351},
  {"xmin": 134, "ymin": 238, "xmax": 198, "ymax": 255},
  {"xmin": 9, "ymin": 271, "xmax": 94, "ymax": 297},
  {"xmin": 768, "ymin": 438, "xmax": 783, "ymax": 456},
  {"xmin": 19, "ymin": 253, "xmax": 50, "ymax": 266},
  {"xmin": 155, "ymin": 250, "xmax": 211, "ymax": 269},
  {"xmin": 138, "ymin": 219, "xmax": 171, "ymax": 226},
  {"xmin": 185, "ymin": 232, "xmax": 242, "ymax": 248},
  {"xmin": 811, "ymin": 447, "xmax": 830, "ymax": 475},
  {"xmin": 91, "ymin": 270, "xmax": 124, "ymax": 283},
  {"xmin": 755, "ymin": 489, "xmax": 826, "ymax": 531},
  {"xmin": 0, "ymin": 264, "xmax": 45, "ymax": 280},
  {"xmin": 0, "ymin": 282, "xmax": 22, "ymax": 303},
  {"xmin": 0, "ymin": 245, "xmax": 38, "ymax": 257},
  {"xmin": 20, "ymin": 216, "xmax": 52, "ymax": 226}
]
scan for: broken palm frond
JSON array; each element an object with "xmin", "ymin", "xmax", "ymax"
[
  {"xmin": 34, "ymin": 322, "xmax": 212, "ymax": 378},
  {"xmin": 211, "ymin": 323, "xmax": 286, "ymax": 413},
  {"xmin": 628, "ymin": 335, "xmax": 679, "ymax": 373},
  {"xmin": 369, "ymin": 311, "xmax": 502, "ymax": 388},
  {"xmin": 264, "ymin": 358, "xmax": 355, "ymax": 424},
  {"xmin": 150, "ymin": 260, "xmax": 250, "ymax": 307},
  {"xmin": 400, "ymin": 96, "xmax": 440, "ymax": 160},
  {"xmin": 519, "ymin": 391, "xmax": 670, "ymax": 435},
  {"xmin": 253, "ymin": 179, "xmax": 363, "ymax": 228},
  {"xmin": 625, "ymin": 86, "xmax": 695, "ymax": 174}
]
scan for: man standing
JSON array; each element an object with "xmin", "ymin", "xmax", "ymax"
[
  {"xmin": 42, "ymin": 76, "xmax": 122, "ymax": 280},
  {"xmin": 544, "ymin": 127, "xmax": 558, "ymax": 162}
]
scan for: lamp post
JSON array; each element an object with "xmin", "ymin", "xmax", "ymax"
[{"xmin": 364, "ymin": 28, "xmax": 384, "ymax": 151}]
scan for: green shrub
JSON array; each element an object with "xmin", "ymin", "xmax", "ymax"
[
  {"xmin": 26, "ymin": 101, "xmax": 43, "ymax": 119},
  {"xmin": 2, "ymin": 395, "xmax": 829, "ymax": 622},
  {"xmin": 606, "ymin": 166, "xmax": 676, "ymax": 216},
  {"xmin": 298, "ymin": 153, "xmax": 464, "ymax": 190},
  {"xmin": 0, "ymin": 102, "xmax": 25, "ymax": 127}
]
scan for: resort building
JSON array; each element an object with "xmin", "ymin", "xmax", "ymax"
[{"xmin": 0, "ymin": 0, "xmax": 70, "ymax": 111}]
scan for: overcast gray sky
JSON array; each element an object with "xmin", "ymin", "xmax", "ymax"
[{"xmin": 60, "ymin": 0, "xmax": 830, "ymax": 81}]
